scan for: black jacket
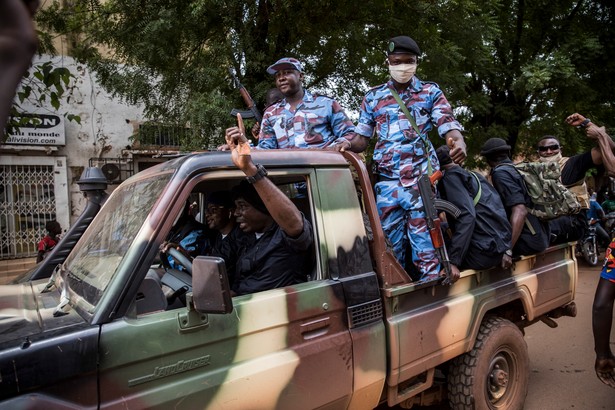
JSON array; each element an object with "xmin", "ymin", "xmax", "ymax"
[{"xmin": 438, "ymin": 166, "xmax": 512, "ymax": 269}]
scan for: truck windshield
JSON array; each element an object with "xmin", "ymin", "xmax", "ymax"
[{"xmin": 62, "ymin": 173, "xmax": 171, "ymax": 308}]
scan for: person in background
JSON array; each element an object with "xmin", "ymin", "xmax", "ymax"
[
  {"xmin": 0, "ymin": 0, "xmax": 39, "ymax": 133},
  {"xmin": 161, "ymin": 201, "xmax": 208, "ymax": 271},
  {"xmin": 541, "ymin": 113, "xmax": 615, "ymax": 244},
  {"xmin": 588, "ymin": 192, "xmax": 611, "ymax": 249},
  {"xmin": 340, "ymin": 35, "xmax": 467, "ymax": 282},
  {"xmin": 250, "ymin": 87, "xmax": 284, "ymax": 139},
  {"xmin": 601, "ymin": 191, "xmax": 615, "ymax": 214},
  {"xmin": 37, "ymin": 220, "xmax": 62, "ymax": 263},
  {"xmin": 569, "ymin": 116, "xmax": 615, "ymax": 389}
]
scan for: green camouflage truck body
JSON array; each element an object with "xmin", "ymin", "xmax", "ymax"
[{"xmin": 0, "ymin": 150, "xmax": 576, "ymax": 409}]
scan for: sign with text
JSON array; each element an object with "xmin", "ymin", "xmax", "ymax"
[{"xmin": 5, "ymin": 113, "xmax": 66, "ymax": 146}]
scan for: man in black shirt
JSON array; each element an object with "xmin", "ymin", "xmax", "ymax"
[
  {"xmin": 225, "ymin": 126, "xmax": 314, "ymax": 296},
  {"xmin": 436, "ymin": 146, "xmax": 513, "ymax": 277},
  {"xmin": 480, "ymin": 138, "xmax": 550, "ymax": 256}
]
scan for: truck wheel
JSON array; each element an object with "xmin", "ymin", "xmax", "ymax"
[{"xmin": 448, "ymin": 316, "xmax": 529, "ymax": 410}]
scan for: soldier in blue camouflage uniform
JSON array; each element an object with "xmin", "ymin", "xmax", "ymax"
[
  {"xmin": 226, "ymin": 57, "xmax": 355, "ymax": 150},
  {"xmin": 342, "ymin": 36, "xmax": 467, "ymax": 281}
]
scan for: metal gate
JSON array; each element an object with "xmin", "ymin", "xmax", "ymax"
[{"xmin": 0, "ymin": 156, "xmax": 68, "ymax": 260}]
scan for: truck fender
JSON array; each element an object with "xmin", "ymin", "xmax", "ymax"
[{"xmin": 464, "ymin": 285, "xmax": 531, "ymax": 351}]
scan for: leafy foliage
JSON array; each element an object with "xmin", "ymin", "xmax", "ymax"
[
  {"xmin": 4, "ymin": 11, "xmax": 82, "ymax": 140},
  {"xmin": 5, "ymin": 60, "xmax": 81, "ymax": 140},
  {"xmin": 35, "ymin": 0, "xmax": 615, "ymax": 160}
]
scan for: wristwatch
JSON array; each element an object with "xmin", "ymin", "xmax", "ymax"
[
  {"xmin": 246, "ymin": 163, "xmax": 268, "ymax": 184},
  {"xmin": 579, "ymin": 118, "xmax": 591, "ymax": 128},
  {"xmin": 505, "ymin": 249, "xmax": 513, "ymax": 257}
]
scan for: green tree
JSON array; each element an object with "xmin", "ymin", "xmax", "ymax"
[
  {"xmin": 37, "ymin": 0, "xmax": 615, "ymax": 159},
  {"xmin": 3, "ymin": 14, "xmax": 81, "ymax": 141},
  {"xmin": 447, "ymin": 0, "xmax": 615, "ymax": 165}
]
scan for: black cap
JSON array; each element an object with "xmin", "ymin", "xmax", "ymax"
[
  {"xmin": 436, "ymin": 145, "xmax": 453, "ymax": 166},
  {"xmin": 387, "ymin": 36, "xmax": 421, "ymax": 56},
  {"xmin": 232, "ymin": 180, "xmax": 270, "ymax": 215},
  {"xmin": 480, "ymin": 138, "xmax": 511, "ymax": 156},
  {"xmin": 207, "ymin": 191, "xmax": 234, "ymax": 208}
]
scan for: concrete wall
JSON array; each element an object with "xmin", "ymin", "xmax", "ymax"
[
  {"xmin": 0, "ymin": 54, "xmax": 146, "ymax": 282},
  {"xmin": 8, "ymin": 54, "xmax": 146, "ymax": 223}
]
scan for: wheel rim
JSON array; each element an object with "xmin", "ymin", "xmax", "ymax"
[{"xmin": 487, "ymin": 348, "xmax": 516, "ymax": 406}]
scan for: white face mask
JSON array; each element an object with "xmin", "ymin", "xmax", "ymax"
[{"xmin": 389, "ymin": 63, "xmax": 417, "ymax": 84}]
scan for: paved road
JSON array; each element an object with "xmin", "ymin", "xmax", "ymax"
[{"xmin": 524, "ymin": 262, "xmax": 615, "ymax": 409}]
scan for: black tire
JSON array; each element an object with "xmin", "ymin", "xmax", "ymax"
[
  {"xmin": 448, "ymin": 316, "xmax": 529, "ymax": 410},
  {"xmin": 582, "ymin": 240, "xmax": 599, "ymax": 267}
]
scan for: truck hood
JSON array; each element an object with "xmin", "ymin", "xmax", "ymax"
[{"xmin": 0, "ymin": 280, "xmax": 85, "ymax": 346}]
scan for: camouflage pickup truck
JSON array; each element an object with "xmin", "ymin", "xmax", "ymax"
[{"xmin": 0, "ymin": 150, "xmax": 577, "ymax": 409}]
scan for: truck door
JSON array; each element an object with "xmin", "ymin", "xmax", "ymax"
[
  {"xmin": 97, "ymin": 282, "xmax": 353, "ymax": 409},
  {"xmin": 97, "ymin": 172, "xmax": 354, "ymax": 409}
]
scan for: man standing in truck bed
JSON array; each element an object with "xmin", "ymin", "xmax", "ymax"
[
  {"xmin": 257, "ymin": 57, "xmax": 355, "ymax": 150},
  {"xmin": 343, "ymin": 35, "xmax": 467, "ymax": 281}
]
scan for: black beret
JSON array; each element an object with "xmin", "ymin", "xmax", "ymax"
[
  {"xmin": 388, "ymin": 36, "xmax": 421, "ymax": 56},
  {"xmin": 232, "ymin": 180, "xmax": 270, "ymax": 215},
  {"xmin": 480, "ymin": 138, "xmax": 511, "ymax": 156},
  {"xmin": 436, "ymin": 145, "xmax": 453, "ymax": 166}
]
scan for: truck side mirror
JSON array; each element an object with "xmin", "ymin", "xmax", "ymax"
[{"xmin": 191, "ymin": 256, "xmax": 233, "ymax": 314}]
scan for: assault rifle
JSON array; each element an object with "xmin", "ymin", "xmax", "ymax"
[
  {"xmin": 228, "ymin": 68, "xmax": 262, "ymax": 124},
  {"xmin": 418, "ymin": 170, "xmax": 460, "ymax": 285}
]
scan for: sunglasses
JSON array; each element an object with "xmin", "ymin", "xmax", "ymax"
[{"xmin": 538, "ymin": 144, "xmax": 560, "ymax": 152}]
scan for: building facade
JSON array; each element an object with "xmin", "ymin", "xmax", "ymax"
[{"xmin": 0, "ymin": 54, "xmax": 181, "ymax": 282}]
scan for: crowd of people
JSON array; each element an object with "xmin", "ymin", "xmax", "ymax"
[{"xmin": 4, "ymin": 1, "xmax": 614, "ymax": 391}]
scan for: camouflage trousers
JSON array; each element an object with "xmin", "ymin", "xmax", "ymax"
[{"xmin": 375, "ymin": 180, "xmax": 440, "ymax": 280}]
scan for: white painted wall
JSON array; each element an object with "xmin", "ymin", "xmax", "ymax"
[{"xmin": 9, "ymin": 54, "xmax": 146, "ymax": 223}]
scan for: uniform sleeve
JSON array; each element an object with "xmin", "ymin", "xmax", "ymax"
[
  {"xmin": 440, "ymin": 171, "xmax": 476, "ymax": 266},
  {"xmin": 428, "ymin": 84, "xmax": 464, "ymax": 138},
  {"xmin": 355, "ymin": 93, "xmax": 376, "ymax": 138},
  {"xmin": 257, "ymin": 108, "xmax": 279, "ymax": 149},
  {"xmin": 329, "ymin": 99, "xmax": 355, "ymax": 139}
]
